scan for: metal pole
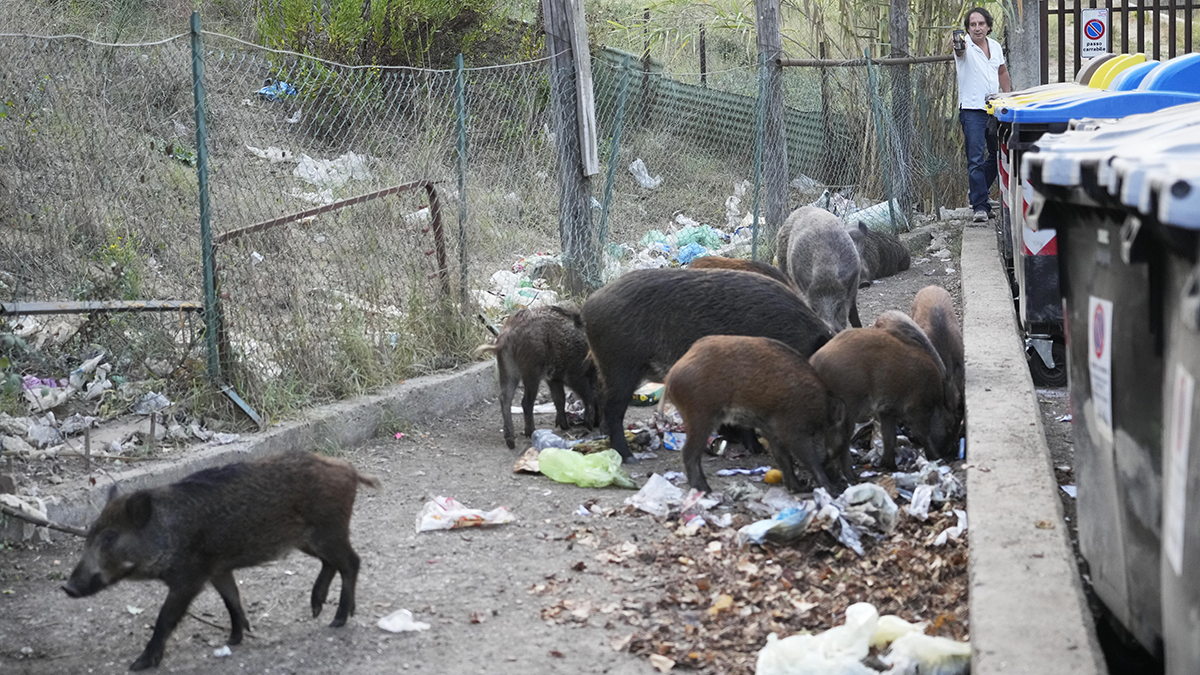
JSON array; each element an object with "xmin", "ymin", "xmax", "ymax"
[
  {"xmin": 751, "ymin": 51, "xmax": 767, "ymax": 262},
  {"xmin": 190, "ymin": 11, "xmax": 219, "ymax": 380},
  {"xmin": 598, "ymin": 55, "xmax": 632, "ymax": 250},
  {"xmin": 455, "ymin": 54, "xmax": 468, "ymax": 307}
]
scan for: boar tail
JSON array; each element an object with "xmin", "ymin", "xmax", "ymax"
[
  {"xmin": 356, "ymin": 472, "xmax": 382, "ymax": 490},
  {"xmin": 547, "ymin": 303, "xmax": 584, "ymax": 329},
  {"xmin": 474, "ymin": 343, "xmax": 499, "ymax": 358}
]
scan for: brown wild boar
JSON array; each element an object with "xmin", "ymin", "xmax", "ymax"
[
  {"xmin": 687, "ymin": 255, "xmax": 796, "ymax": 289},
  {"xmin": 777, "ymin": 206, "xmax": 862, "ymax": 331},
  {"xmin": 810, "ymin": 327, "xmax": 958, "ymax": 470},
  {"xmin": 62, "ymin": 450, "xmax": 379, "ymax": 671},
  {"xmin": 582, "ymin": 268, "xmax": 833, "ymax": 461},
  {"xmin": 663, "ymin": 335, "xmax": 850, "ymax": 493},
  {"xmin": 476, "ymin": 304, "xmax": 599, "ymax": 449},
  {"xmin": 911, "ymin": 285, "xmax": 965, "ymax": 423}
]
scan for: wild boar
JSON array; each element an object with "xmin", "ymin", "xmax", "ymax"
[
  {"xmin": 688, "ymin": 255, "xmax": 796, "ymax": 289},
  {"xmin": 582, "ymin": 267, "xmax": 833, "ymax": 461},
  {"xmin": 663, "ymin": 335, "xmax": 850, "ymax": 493},
  {"xmin": 777, "ymin": 206, "xmax": 862, "ymax": 331},
  {"xmin": 62, "ymin": 450, "xmax": 379, "ymax": 671},
  {"xmin": 911, "ymin": 285, "xmax": 965, "ymax": 424},
  {"xmin": 810, "ymin": 327, "xmax": 958, "ymax": 470},
  {"xmin": 476, "ymin": 304, "xmax": 599, "ymax": 449},
  {"xmin": 848, "ymin": 221, "xmax": 911, "ymax": 282}
]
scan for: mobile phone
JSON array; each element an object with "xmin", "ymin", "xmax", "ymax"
[{"xmin": 953, "ymin": 29, "xmax": 966, "ymax": 50}]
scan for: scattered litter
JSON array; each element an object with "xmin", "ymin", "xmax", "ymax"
[
  {"xmin": 763, "ymin": 468, "xmax": 783, "ymax": 484},
  {"xmin": 575, "ymin": 504, "xmax": 591, "ymax": 516},
  {"xmin": 716, "ymin": 466, "xmax": 770, "ymax": 477},
  {"xmin": 513, "ymin": 447, "xmax": 541, "ymax": 474},
  {"xmin": 661, "ymin": 432, "xmax": 686, "ymax": 450},
  {"xmin": 256, "ymin": 79, "xmax": 296, "ymax": 101},
  {"xmin": 245, "ymin": 145, "xmax": 294, "ymax": 163},
  {"xmin": 293, "ymin": 152, "xmax": 371, "ymax": 189},
  {"xmin": 126, "ymin": 605, "xmax": 144, "ymax": 615},
  {"xmin": 538, "ymin": 448, "xmax": 636, "ymax": 489},
  {"xmin": 212, "ymin": 433, "xmax": 239, "ymax": 445},
  {"xmin": 632, "ymin": 383, "xmax": 664, "ymax": 406},
  {"xmin": 415, "ymin": 496, "xmax": 514, "ymax": 532},
  {"xmin": 532, "ymin": 429, "xmax": 575, "ymax": 451},
  {"xmin": 662, "ymin": 471, "xmax": 687, "ymax": 484},
  {"xmin": 131, "ymin": 392, "xmax": 170, "ymax": 415},
  {"xmin": 906, "ymin": 484, "xmax": 934, "ymax": 521},
  {"xmin": 625, "ymin": 473, "xmax": 684, "ymax": 517},
  {"xmin": 378, "ymin": 609, "xmax": 431, "ymax": 633},
  {"xmin": 676, "ymin": 241, "xmax": 709, "ymax": 264},
  {"xmin": 629, "ymin": 158, "xmax": 662, "ymax": 189},
  {"xmin": 1060, "ymin": 485, "xmax": 1077, "ymax": 498},
  {"xmin": 738, "ymin": 484, "xmax": 898, "ymax": 554},
  {"xmin": 932, "ymin": 509, "xmax": 968, "ymax": 546},
  {"xmin": 1058, "ymin": 414, "xmax": 1073, "ymax": 422},
  {"xmin": 512, "ymin": 402, "xmax": 557, "ymax": 414},
  {"xmin": 880, "ymin": 631, "xmax": 971, "ymax": 675},
  {"xmin": 213, "ymin": 645, "xmax": 232, "ymax": 658}
]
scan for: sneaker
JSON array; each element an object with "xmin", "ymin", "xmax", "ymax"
[{"xmin": 973, "ymin": 209, "xmax": 988, "ymax": 222}]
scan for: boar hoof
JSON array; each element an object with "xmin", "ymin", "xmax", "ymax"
[
  {"xmin": 329, "ymin": 616, "xmax": 347, "ymax": 628},
  {"xmin": 505, "ymin": 437, "xmax": 515, "ymax": 450},
  {"xmin": 129, "ymin": 650, "xmax": 162, "ymax": 671}
]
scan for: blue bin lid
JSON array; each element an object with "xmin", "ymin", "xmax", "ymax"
[
  {"xmin": 1021, "ymin": 102, "xmax": 1200, "ymax": 228},
  {"xmin": 1139, "ymin": 52, "xmax": 1200, "ymax": 92},
  {"xmin": 993, "ymin": 88, "xmax": 1108, "ymax": 122},
  {"xmin": 1006, "ymin": 91, "xmax": 1200, "ymax": 124},
  {"xmin": 1110, "ymin": 60, "xmax": 1160, "ymax": 91}
]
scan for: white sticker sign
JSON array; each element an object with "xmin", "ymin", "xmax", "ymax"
[
  {"xmin": 1088, "ymin": 296, "xmax": 1114, "ymax": 441},
  {"xmin": 1081, "ymin": 9, "xmax": 1110, "ymax": 60},
  {"xmin": 1164, "ymin": 364, "xmax": 1194, "ymax": 578}
]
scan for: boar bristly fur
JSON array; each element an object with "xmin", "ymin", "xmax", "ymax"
[
  {"xmin": 63, "ymin": 450, "xmax": 379, "ymax": 671},
  {"xmin": 663, "ymin": 336, "xmax": 850, "ymax": 493}
]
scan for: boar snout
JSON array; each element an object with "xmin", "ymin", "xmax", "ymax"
[{"xmin": 62, "ymin": 569, "xmax": 104, "ymax": 598}]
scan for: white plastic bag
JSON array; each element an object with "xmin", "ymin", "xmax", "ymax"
[{"xmin": 415, "ymin": 496, "xmax": 514, "ymax": 532}]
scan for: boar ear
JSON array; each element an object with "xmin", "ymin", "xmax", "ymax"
[
  {"xmin": 106, "ymin": 483, "xmax": 120, "ymax": 503},
  {"xmin": 124, "ymin": 492, "xmax": 153, "ymax": 529},
  {"xmin": 857, "ymin": 221, "xmax": 869, "ymax": 234}
]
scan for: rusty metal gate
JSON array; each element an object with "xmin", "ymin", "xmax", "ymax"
[{"xmin": 1041, "ymin": 0, "xmax": 1200, "ymax": 83}]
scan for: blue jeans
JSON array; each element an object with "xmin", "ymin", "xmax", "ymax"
[{"xmin": 960, "ymin": 108, "xmax": 998, "ymax": 213}]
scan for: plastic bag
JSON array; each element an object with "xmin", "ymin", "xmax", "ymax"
[
  {"xmin": 538, "ymin": 448, "xmax": 636, "ymax": 489},
  {"xmin": 676, "ymin": 242, "xmax": 709, "ymax": 265},
  {"xmin": 624, "ymin": 473, "xmax": 684, "ymax": 517},
  {"xmin": 675, "ymin": 224, "xmax": 725, "ymax": 249},
  {"xmin": 415, "ymin": 496, "xmax": 514, "ymax": 532}
]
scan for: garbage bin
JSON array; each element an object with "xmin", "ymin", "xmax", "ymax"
[
  {"xmin": 1023, "ymin": 101, "xmax": 1200, "ymax": 670},
  {"xmin": 989, "ymin": 52, "xmax": 1200, "ymax": 386}
]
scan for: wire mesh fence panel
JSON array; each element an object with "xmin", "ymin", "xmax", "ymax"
[
  {"xmin": 197, "ymin": 35, "xmax": 493, "ymax": 414},
  {"xmin": 0, "ymin": 35, "xmax": 208, "ymax": 408}
]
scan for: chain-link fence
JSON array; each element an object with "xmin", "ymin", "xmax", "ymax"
[{"xmin": 1, "ymin": 19, "xmax": 966, "ymax": 424}]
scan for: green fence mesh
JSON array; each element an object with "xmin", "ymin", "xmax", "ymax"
[{"xmin": 0, "ymin": 25, "xmax": 967, "ymax": 425}]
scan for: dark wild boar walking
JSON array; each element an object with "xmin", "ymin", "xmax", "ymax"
[
  {"xmin": 476, "ymin": 304, "xmax": 599, "ymax": 449},
  {"xmin": 663, "ymin": 335, "xmax": 850, "ymax": 493},
  {"xmin": 688, "ymin": 255, "xmax": 796, "ymax": 289},
  {"xmin": 810, "ymin": 327, "xmax": 958, "ymax": 470},
  {"xmin": 583, "ymin": 268, "xmax": 833, "ymax": 461},
  {"xmin": 848, "ymin": 221, "xmax": 911, "ymax": 283},
  {"xmin": 62, "ymin": 450, "xmax": 379, "ymax": 671},
  {"xmin": 776, "ymin": 206, "xmax": 862, "ymax": 331},
  {"xmin": 911, "ymin": 285, "xmax": 965, "ymax": 424}
]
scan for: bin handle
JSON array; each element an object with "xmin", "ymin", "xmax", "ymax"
[
  {"xmin": 1119, "ymin": 216, "xmax": 1145, "ymax": 266},
  {"xmin": 1182, "ymin": 267, "xmax": 1200, "ymax": 333}
]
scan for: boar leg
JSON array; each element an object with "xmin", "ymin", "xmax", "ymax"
[
  {"xmin": 848, "ymin": 298, "xmax": 862, "ymax": 328},
  {"xmin": 131, "ymin": 579, "xmax": 205, "ymax": 671},
  {"xmin": 680, "ymin": 418, "xmax": 718, "ymax": 494},
  {"xmin": 600, "ymin": 371, "xmax": 641, "ymax": 461},
  {"xmin": 548, "ymin": 379, "xmax": 568, "ymax": 430},
  {"xmin": 498, "ymin": 362, "xmax": 519, "ymax": 449},
  {"xmin": 309, "ymin": 559, "xmax": 337, "ymax": 619},
  {"xmin": 211, "ymin": 570, "xmax": 251, "ymax": 645},
  {"xmin": 878, "ymin": 415, "xmax": 898, "ymax": 470},
  {"xmin": 520, "ymin": 373, "xmax": 541, "ymax": 440},
  {"xmin": 330, "ymin": 548, "xmax": 361, "ymax": 627}
]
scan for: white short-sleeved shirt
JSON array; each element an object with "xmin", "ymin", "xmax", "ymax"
[{"xmin": 955, "ymin": 36, "xmax": 1005, "ymax": 110}]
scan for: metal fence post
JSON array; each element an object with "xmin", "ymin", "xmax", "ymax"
[
  {"xmin": 598, "ymin": 55, "xmax": 632, "ymax": 250},
  {"xmin": 750, "ymin": 51, "xmax": 767, "ymax": 262},
  {"xmin": 190, "ymin": 11, "xmax": 219, "ymax": 380},
  {"xmin": 455, "ymin": 53, "xmax": 468, "ymax": 308},
  {"xmin": 865, "ymin": 48, "xmax": 899, "ymax": 235}
]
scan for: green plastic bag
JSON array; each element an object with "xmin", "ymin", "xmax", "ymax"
[
  {"xmin": 638, "ymin": 229, "xmax": 668, "ymax": 248},
  {"xmin": 675, "ymin": 224, "xmax": 724, "ymax": 249},
  {"xmin": 538, "ymin": 448, "xmax": 637, "ymax": 489}
]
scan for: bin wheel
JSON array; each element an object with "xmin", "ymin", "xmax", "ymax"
[{"xmin": 1028, "ymin": 340, "xmax": 1067, "ymax": 388}]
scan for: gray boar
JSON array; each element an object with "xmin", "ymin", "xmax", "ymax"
[
  {"xmin": 688, "ymin": 255, "xmax": 796, "ymax": 289},
  {"xmin": 911, "ymin": 285, "xmax": 965, "ymax": 425},
  {"xmin": 848, "ymin": 221, "xmax": 911, "ymax": 282},
  {"xmin": 63, "ymin": 450, "xmax": 379, "ymax": 671},
  {"xmin": 810, "ymin": 327, "xmax": 958, "ymax": 470},
  {"xmin": 777, "ymin": 206, "xmax": 862, "ymax": 331},
  {"xmin": 663, "ymin": 335, "xmax": 850, "ymax": 493},
  {"xmin": 582, "ymin": 267, "xmax": 833, "ymax": 461},
  {"xmin": 476, "ymin": 304, "xmax": 599, "ymax": 449}
]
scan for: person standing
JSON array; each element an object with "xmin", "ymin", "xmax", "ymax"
[{"xmin": 953, "ymin": 7, "xmax": 1011, "ymax": 223}]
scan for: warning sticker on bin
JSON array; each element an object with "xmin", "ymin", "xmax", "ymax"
[{"xmin": 1088, "ymin": 296, "xmax": 1114, "ymax": 442}]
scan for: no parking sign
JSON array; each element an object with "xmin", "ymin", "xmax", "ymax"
[{"xmin": 1081, "ymin": 8, "xmax": 1109, "ymax": 59}]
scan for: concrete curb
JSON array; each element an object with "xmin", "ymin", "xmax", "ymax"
[
  {"xmin": 961, "ymin": 225, "xmax": 1107, "ymax": 674},
  {"xmin": 2, "ymin": 361, "xmax": 498, "ymax": 541}
]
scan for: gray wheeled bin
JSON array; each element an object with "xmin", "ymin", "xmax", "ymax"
[{"xmin": 1024, "ymin": 101, "xmax": 1200, "ymax": 671}]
